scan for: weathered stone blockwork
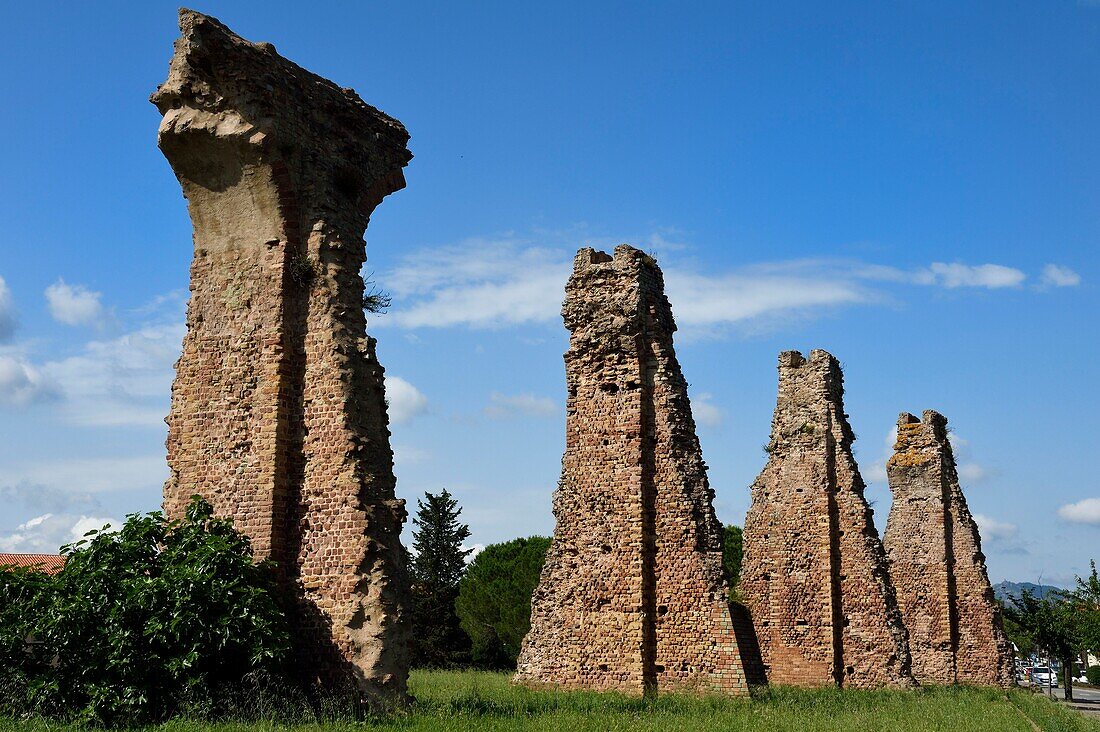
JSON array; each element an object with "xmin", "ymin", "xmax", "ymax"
[
  {"xmin": 153, "ymin": 10, "xmax": 411, "ymax": 702},
  {"xmin": 883, "ymin": 411, "xmax": 1014, "ymax": 688},
  {"xmin": 515, "ymin": 245, "xmax": 749, "ymax": 696},
  {"xmin": 741, "ymin": 350, "xmax": 914, "ymax": 688}
]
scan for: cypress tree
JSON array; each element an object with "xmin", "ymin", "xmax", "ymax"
[{"xmin": 409, "ymin": 489, "xmax": 473, "ymax": 667}]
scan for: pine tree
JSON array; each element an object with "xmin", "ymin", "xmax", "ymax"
[{"xmin": 409, "ymin": 489, "xmax": 473, "ymax": 667}]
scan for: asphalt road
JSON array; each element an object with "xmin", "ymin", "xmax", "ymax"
[
  {"xmin": 1038, "ymin": 684, "xmax": 1100, "ymax": 718},
  {"xmin": 1043, "ymin": 684, "xmax": 1100, "ymax": 702}
]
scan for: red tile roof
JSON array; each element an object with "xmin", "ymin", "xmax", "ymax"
[{"xmin": 0, "ymin": 553, "xmax": 66, "ymax": 575}]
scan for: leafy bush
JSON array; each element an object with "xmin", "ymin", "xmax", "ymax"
[
  {"xmin": 455, "ymin": 536, "xmax": 549, "ymax": 669},
  {"xmin": 0, "ymin": 496, "xmax": 291, "ymax": 725},
  {"xmin": 723, "ymin": 524, "xmax": 743, "ymax": 591},
  {"xmin": 1087, "ymin": 665, "xmax": 1100, "ymax": 686}
]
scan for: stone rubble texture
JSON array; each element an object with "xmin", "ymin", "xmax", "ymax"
[
  {"xmin": 741, "ymin": 350, "xmax": 915, "ymax": 689},
  {"xmin": 515, "ymin": 245, "xmax": 750, "ymax": 696},
  {"xmin": 883, "ymin": 411, "xmax": 1015, "ymax": 688},
  {"xmin": 152, "ymin": 9, "xmax": 412, "ymax": 703}
]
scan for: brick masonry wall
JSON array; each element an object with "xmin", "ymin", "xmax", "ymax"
[
  {"xmin": 152, "ymin": 10, "xmax": 412, "ymax": 704},
  {"xmin": 741, "ymin": 350, "xmax": 915, "ymax": 689},
  {"xmin": 514, "ymin": 245, "xmax": 749, "ymax": 696},
  {"xmin": 883, "ymin": 411, "xmax": 1014, "ymax": 688}
]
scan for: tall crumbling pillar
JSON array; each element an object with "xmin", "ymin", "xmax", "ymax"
[
  {"xmin": 515, "ymin": 245, "xmax": 749, "ymax": 696},
  {"xmin": 883, "ymin": 411, "xmax": 1014, "ymax": 688},
  {"xmin": 741, "ymin": 350, "xmax": 914, "ymax": 688},
  {"xmin": 152, "ymin": 10, "xmax": 412, "ymax": 702}
]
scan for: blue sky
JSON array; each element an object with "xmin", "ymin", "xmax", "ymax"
[{"xmin": 0, "ymin": 1, "xmax": 1096, "ymax": 585}]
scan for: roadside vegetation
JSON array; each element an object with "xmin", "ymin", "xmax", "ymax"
[
  {"xmin": 3, "ymin": 489, "xmax": 1097, "ymax": 730},
  {"xmin": 1004, "ymin": 562, "xmax": 1100, "ymax": 698},
  {"xmin": 3, "ymin": 670, "xmax": 1098, "ymax": 731}
]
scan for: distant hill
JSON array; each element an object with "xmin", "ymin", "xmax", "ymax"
[{"xmin": 993, "ymin": 580, "xmax": 1065, "ymax": 604}]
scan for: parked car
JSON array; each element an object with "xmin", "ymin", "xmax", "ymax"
[{"xmin": 1031, "ymin": 667, "xmax": 1054, "ymax": 686}]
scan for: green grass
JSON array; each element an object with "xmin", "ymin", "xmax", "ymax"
[{"xmin": 2, "ymin": 670, "xmax": 1098, "ymax": 731}]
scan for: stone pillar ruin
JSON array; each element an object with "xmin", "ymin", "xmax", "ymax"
[
  {"xmin": 741, "ymin": 350, "xmax": 914, "ymax": 688},
  {"xmin": 152, "ymin": 10, "xmax": 412, "ymax": 702},
  {"xmin": 883, "ymin": 411, "xmax": 1014, "ymax": 688},
  {"xmin": 514, "ymin": 245, "xmax": 750, "ymax": 696}
]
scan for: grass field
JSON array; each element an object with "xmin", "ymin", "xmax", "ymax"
[{"xmin": 3, "ymin": 670, "xmax": 1098, "ymax": 731}]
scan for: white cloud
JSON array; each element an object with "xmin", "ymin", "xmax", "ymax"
[
  {"xmin": 974, "ymin": 513, "xmax": 1018, "ymax": 541},
  {"xmin": 0, "ymin": 354, "xmax": 56, "ymax": 406},
  {"xmin": 665, "ymin": 269, "xmax": 868, "ymax": 329},
  {"xmin": 462, "ymin": 543, "xmax": 486, "ymax": 563},
  {"xmin": 0, "ymin": 513, "xmax": 119, "ymax": 553},
  {"xmin": 1058, "ymin": 498, "xmax": 1100, "ymax": 525},
  {"xmin": 916, "ymin": 263, "xmax": 1026, "ymax": 289},
  {"xmin": 957, "ymin": 463, "xmax": 988, "ymax": 483},
  {"xmin": 0, "ymin": 455, "xmax": 168, "ymax": 495},
  {"xmin": 393, "ymin": 444, "xmax": 431, "ymax": 466},
  {"xmin": 484, "ymin": 392, "xmax": 558, "ymax": 419},
  {"xmin": 0, "ymin": 275, "xmax": 15, "ymax": 342},
  {"xmin": 41, "ymin": 321, "xmax": 184, "ymax": 427},
  {"xmin": 1039, "ymin": 264, "xmax": 1081, "ymax": 288},
  {"xmin": 382, "ymin": 238, "xmax": 569, "ymax": 330},
  {"xmin": 45, "ymin": 279, "xmax": 105, "ymax": 326},
  {"xmin": 385, "ymin": 376, "xmax": 428, "ymax": 424},
  {"xmin": 691, "ymin": 392, "xmax": 724, "ymax": 427},
  {"xmin": 69, "ymin": 516, "xmax": 118, "ymax": 540},
  {"xmin": 377, "ymin": 236, "xmax": 1043, "ymax": 336},
  {"xmin": 863, "ymin": 426, "xmax": 898, "ymax": 485}
]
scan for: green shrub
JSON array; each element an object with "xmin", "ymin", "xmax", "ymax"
[
  {"xmin": 456, "ymin": 536, "xmax": 549, "ymax": 669},
  {"xmin": 0, "ymin": 496, "xmax": 291, "ymax": 725},
  {"xmin": 1087, "ymin": 665, "xmax": 1100, "ymax": 685},
  {"xmin": 723, "ymin": 525, "xmax": 743, "ymax": 592}
]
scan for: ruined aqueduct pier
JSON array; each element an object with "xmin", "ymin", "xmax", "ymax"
[
  {"xmin": 515, "ymin": 245, "xmax": 750, "ymax": 696},
  {"xmin": 883, "ymin": 411, "xmax": 1015, "ymax": 688},
  {"xmin": 741, "ymin": 350, "xmax": 915, "ymax": 688},
  {"xmin": 153, "ymin": 10, "xmax": 412, "ymax": 702}
]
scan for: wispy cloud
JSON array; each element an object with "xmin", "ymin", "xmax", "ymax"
[
  {"xmin": 916, "ymin": 263, "xmax": 1026, "ymax": 289},
  {"xmin": 41, "ymin": 321, "xmax": 184, "ymax": 426},
  {"xmin": 0, "ymin": 354, "xmax": 57, "ymax": 406},
  {"xmin": 1058, "ymin": 497, "xmax": 1100, "ymax": 525},
  {"xmin": 374, "ymin": 235, "xmax": 1055, "ymax": 336},
  {"xmin": 0, "ymin": 512, "xmax": 119, "ymax": 553},
  {"xmin": 691, "ymin": 392, "xmax": 724, "ymax": 428},
  {"xmin": 0, "ymin": 276, "xmax": 15, "ymax": 342},
  {"xmin": 484, "ymin": 392, "xmax": 558, "ymax": 419},
  {"xmin": 0, "ymin": 455, "xmax": 168, "ymax": 495},
  {"xmin": 974, "ymin": 513, "xmax": 1019, "ymax": 541},
  {"xmin": 1039, "ymin": 264, "xmax": 1081, "ymax": 288},
  {"xmin": 45, "ymin": 279, "xmax": 107, "ymax": 327},
  {"xmin": 385, "ymin": 376, "xmax": 429, "ymax": 424}
]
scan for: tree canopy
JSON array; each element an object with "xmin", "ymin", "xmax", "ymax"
[
  {"xmin": 456, "ymin": 536, "xmax": 550, "ymax": 669},
  {"xmin": 409, "ymin": 489, "xmax": 473, "ymax": 667}
]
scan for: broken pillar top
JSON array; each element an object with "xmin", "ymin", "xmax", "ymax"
[
  {"xmin": 572, "ymin": 244, "xmax": 658, "ymax": 273},
  {"xmin": 151, "ymin": 9, "xmax": 411, "ymax": 224},
  {"xmin": 770, "ymin": 349, "xmax": 853, "ymax": 445},
  {"xmin": 564, "ymin": 244, "xmax": 672, "ymax": 339},
  {"xmin": 889, "ymin": 410, "xmax": 951, "ymax": 469}
]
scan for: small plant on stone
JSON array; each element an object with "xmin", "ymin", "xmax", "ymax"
[
  {"xmin": 287, "ymin": 253, "xmax": 317, "ymax": 288},
  {"xmin": 363, "ymin": 271, "xmax": 392, "ymax": 314}
]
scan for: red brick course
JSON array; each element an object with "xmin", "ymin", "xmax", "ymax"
[
  {"xmin": 883, "ymin": 411, "xmax": 1014, "ymax": 688},
  {"xmin": 515, "ymin": 245, "xmax": 750, "ymax": 696},
  {"xmin": 152, "ymin": 9, "xmax": 412, "ymax": 705},
  {"xmin": 741, "ymin": 350, "xmax": 915, "ymax": 689}
]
